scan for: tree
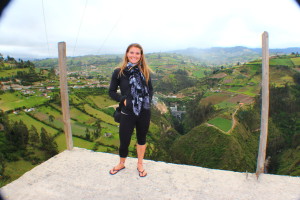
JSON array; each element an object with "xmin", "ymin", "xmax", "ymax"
[
  {"xmin": 183, "ymin": 93, "xmax": 215, "ymax": 132},
  {"xmin": 294, "ymin": 73, "xmax": 300, "ymax": 85},
  {"xmin": 93, "ymin": 130, "xmax": 99, "ymax": 140},
  {"xmin": 48, "ymin": 67, "xmax": 56, "ymax": 79},
  {"xmin": 0, "ymin": 53, "xmax": 4, "ymax": 62},
  {"xmin": 85, "ymin": 128, "xmax": 91, "ymax": 140},
  {"xmin": 48, "ymin": 115, "xmax": 55, "ymax": 123},
  {"xmin": 18, "ymin": 120, "xmax": 29, "ymax": 146},
  {"xmin": 0, "ymin": 153, "xmax": 5, "ymax": 177},
  {"xmin": 5, "ymin": 120, "xmax": 29, "ymax": 149},
  {"xmin": 5, "ymin": 56, "xmax": 16, "ymax": 63},
  {"xmin": 96, "ymin": 120, "xmax": 101, "ymax": 132},
  {"xmin": 29, "ymin": 125, "xmax": 40, "ymax": 145},
  {"xmin": 40, "ymin": 128, "xmax": 58, "ymax": 157},
  {"xmin": 93, "ymin": 120, "xmax": 101, "ymax": 139},
  {"xmin": 0, "ymin": 110, "xmax": 9, "ymax": 127}
]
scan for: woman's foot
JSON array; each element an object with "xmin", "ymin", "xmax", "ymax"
[
  {"xmin": 137, "ymin": 162, "xmax": 147, "ymax": 177},
  {"xmin": 109, "ymin": 162, "xmax": 125, "ymax": 175}
]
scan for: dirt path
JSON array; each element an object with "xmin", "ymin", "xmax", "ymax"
[
  {"xmin": 155, "ymin": 102, "xmax": 168, "ymax": 114},
  {"xmin": 227, "ymin": 104, "xmax": 243, "ymax": 134},
  {"xmin": 205, "ymin": 122, "xmax": 227, "ymax": 134},
  {"xmin": 206, "ymin": 104, "xmax": 243, "ymax": 134}
]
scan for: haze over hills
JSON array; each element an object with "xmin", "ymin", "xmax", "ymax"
[
  {"xmin": 5, "ymin": 46, "xmax": 300, "ymax": 65},
  {"xmin": 170, "ymin": 46, "xmax": 300, "ymax": 65}
]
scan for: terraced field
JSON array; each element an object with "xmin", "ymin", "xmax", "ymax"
[
  {"xmin": 0, "ymin": 68, "xmax": 29, "ymax": 77},
  {"xmin": 291, "ymin": 57, "xmax": 300, "ymax": 65},
  {"xmin": 8, "ymin": 112, "xmax": 59, "ymax": 135},
  {"xmin": 0, "ymin": 92, "xmax": 48, "ymax": 112},
  {"xmin": 207, "ymin": 117, "xmax": 232, "ymax": 132}
]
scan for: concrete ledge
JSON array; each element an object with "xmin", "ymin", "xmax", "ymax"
[{"xmin": 1, "ymin": 147, "xmax": 300, "ymax": 200}]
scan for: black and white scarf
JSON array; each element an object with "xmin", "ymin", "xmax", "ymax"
[{"xmin": 126, "ymin": 62, "xmax": 150, "ymax": 116}]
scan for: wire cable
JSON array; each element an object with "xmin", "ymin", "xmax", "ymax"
[
  {"xmin": 96, "ymin": 13, "xmax": 122, "ymax": 55},
  {"xmin": 41, "ymin": 0, "xmax": 50, "ymax": 57},
  {"xmin": 73, "ymin": 0, "xmax": 88, "ymax": 57}
]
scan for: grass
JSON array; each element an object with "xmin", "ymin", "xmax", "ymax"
[
  {"xmin": 101, "ymin": 107, "xmax": 115, "ymax": 116},
  {"xmin": 31, "ymin": 105, "xmax": 98, "ymax": 136},
  {"xmin": 70, "ymin": 120, "xmax": 96, "ymax": 136},
  {"xmin": 33, "ymin": 106, "xmax": 64, "ymax": 129},
  {"xmin": 101, "ymin": 122, "xmax": 118, "ymax": 133},
  {"xmin": 269, "ymin": 58, "xmax": 294, "ymax": 66},
  {"xmin": 83, "ymin": 104, "xmax": 118, "ymax": 125},
  {"xmin": 236, "ymin": 88, "xmax": 258, "ymax": 97},
  {"xmin": 0, "ymin": 68, "xmax": 29, "ymax": 77},
  {"xmin": 192, "ymin": 69, "xmax": 206, "ymax": 78},
  {"xmin": 270, "ymin": 67, "xmax": 295, "ymax": 86},
  {"xmin": 55, "ymin": 128, "xmax": 123, "ymax": 154},
  {"xmin": 0, "ymin": 134, "xmax": 47, "ymax": 187},
  {"xmin": 201, "ymin": 93, "xmax": 231, "ymax": 105},
  {"xmin": 277, "ymin": 147, "xmax": 300, "ymax": 176},
  {"xmin": 246, "ymin": 64, "xmax": 260, "ymax": 72},
  {"xmin": 55, "ymin": 134, "xmax": 95, "ymax": 152},
  {"xmin": 2, "ymin": 159, "xmax": 36, "ymax": 187},
  {"xmin": 207, "ymin": 117, "xmax": 232, "ymax": 132},
  {"xmin": 280, "ymin": 75, "xmax": 294, "ymax": 83},
  {"xmin": 70, "ymin": 106, "xmax": 97, "ymax": 124},
  {"xmin": 87, "ymin": 95, "xmax": 116, "ymax": 108},
  {"xmin": 215, "ymin": 101, "xmax": 236, "ymax": 109},
  {"xmin": 69, "ymin": 94, "xmax": 84, "ymax": 104},
  {"xmin": 227, "ymin": 86, "xmax": 242, "ymax": 92},
  {"xmin": 291, "ymin": 57, "xmax": 300, "ymax": 65},
  {"xmin": 98, "ymin": 135, "xmax": 120, "ymax": 147},
  {"xmin": 96, "ymin": 145, "xmax": 115, "ymax": 152},
  {"xmin": 0, "ymin": 92, "xmax": 48, "ymax": 112},
  {"xmin": 8, "ymin": 112, "xmax": 58, "ymax": 135}
]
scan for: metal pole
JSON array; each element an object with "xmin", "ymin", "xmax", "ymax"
[
  {"xmin": 58, "ymin": 42, "xmax": 73, "ymax": 150},
  {"xmin": 256, "ymin": 32, "xmax": 269, "ymax": 176}
]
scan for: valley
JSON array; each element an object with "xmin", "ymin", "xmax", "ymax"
[{"xmin": 0, "ymin": 49, "xmax": 300, "ymax": 186}]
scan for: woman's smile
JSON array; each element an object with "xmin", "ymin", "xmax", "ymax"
[{"xmin": 127, "ymin": 47, "xmax": 141, "ymax": 64}]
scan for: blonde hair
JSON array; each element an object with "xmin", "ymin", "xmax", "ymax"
[{"xmin": 118, "ymin": 43, "xmax": 151, "ymax": 84}]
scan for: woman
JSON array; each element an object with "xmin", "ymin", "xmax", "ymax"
[{"xmin": 108, "ymin": 43, "xmax": 153, "ymax": 177}]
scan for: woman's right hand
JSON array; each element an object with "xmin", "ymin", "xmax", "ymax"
[{"xmin": 124, "ymin": 99, "xmax": 127, "ymax": 106}]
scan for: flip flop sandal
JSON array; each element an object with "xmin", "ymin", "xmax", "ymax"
[
  {"xmin": 109, "ymin": 166, "xmax": 125, "ymax": 175},
  {"xmin": 137, "ymin": 168, "xmax": 147, "ymax": 177}
]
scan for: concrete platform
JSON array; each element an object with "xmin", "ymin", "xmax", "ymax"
[{"xmin": 1, "ymin": 147, "xmax": 299, "ymax": 200}]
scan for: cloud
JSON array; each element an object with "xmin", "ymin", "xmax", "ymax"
[{"xmin": 0, "ymin": 0, "xmax": 299, "ymax": 58}]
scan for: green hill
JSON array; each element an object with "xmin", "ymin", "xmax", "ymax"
[
  {"xmin": 1, "ymin": 51, "xmax": 300, "ymax": 187},
  {"xmin": 169, "ymin": 123, "xmax": 258, "ymax": 172},
  {"xmin": 152, "ymin": 53, "xmax": 300, "ymax": 176}
]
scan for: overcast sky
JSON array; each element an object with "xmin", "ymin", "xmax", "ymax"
[{"xmin": 0, "ymin": 0, "xmax": 300, "ymax": 59}]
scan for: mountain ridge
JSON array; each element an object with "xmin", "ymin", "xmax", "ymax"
[
  {"xmin": 5, "ymin": 46, "xmax": 300, "ymax": 62},
  {"xmin": 169, "ymin": 46, "xmax": 300, "ymax": 65}
]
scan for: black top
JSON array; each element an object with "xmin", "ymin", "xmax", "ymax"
[{"xmin": 109, "ymin": 68, "xmax": 153, "ymax": 115}]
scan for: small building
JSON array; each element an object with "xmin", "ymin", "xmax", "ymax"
[
  {"xmin": 24, "ymin": 108, "xmax": 35, "ymax": 112},
  {"xmin": 46, "ymin": 86, "xmax": 55, "ymax": 90},
  {"xmin": 104, "ymin": 133, "xmax": 112, "ymax": 137}
]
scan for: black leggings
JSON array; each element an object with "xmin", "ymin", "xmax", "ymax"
[{"xmin": 119, "ymin": 109, "xmax": 151, "ymax": 158}]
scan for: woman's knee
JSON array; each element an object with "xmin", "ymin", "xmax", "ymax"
[{"xmin": 137, "ymin": 136, "xmax": 146, "ymax": 145}]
